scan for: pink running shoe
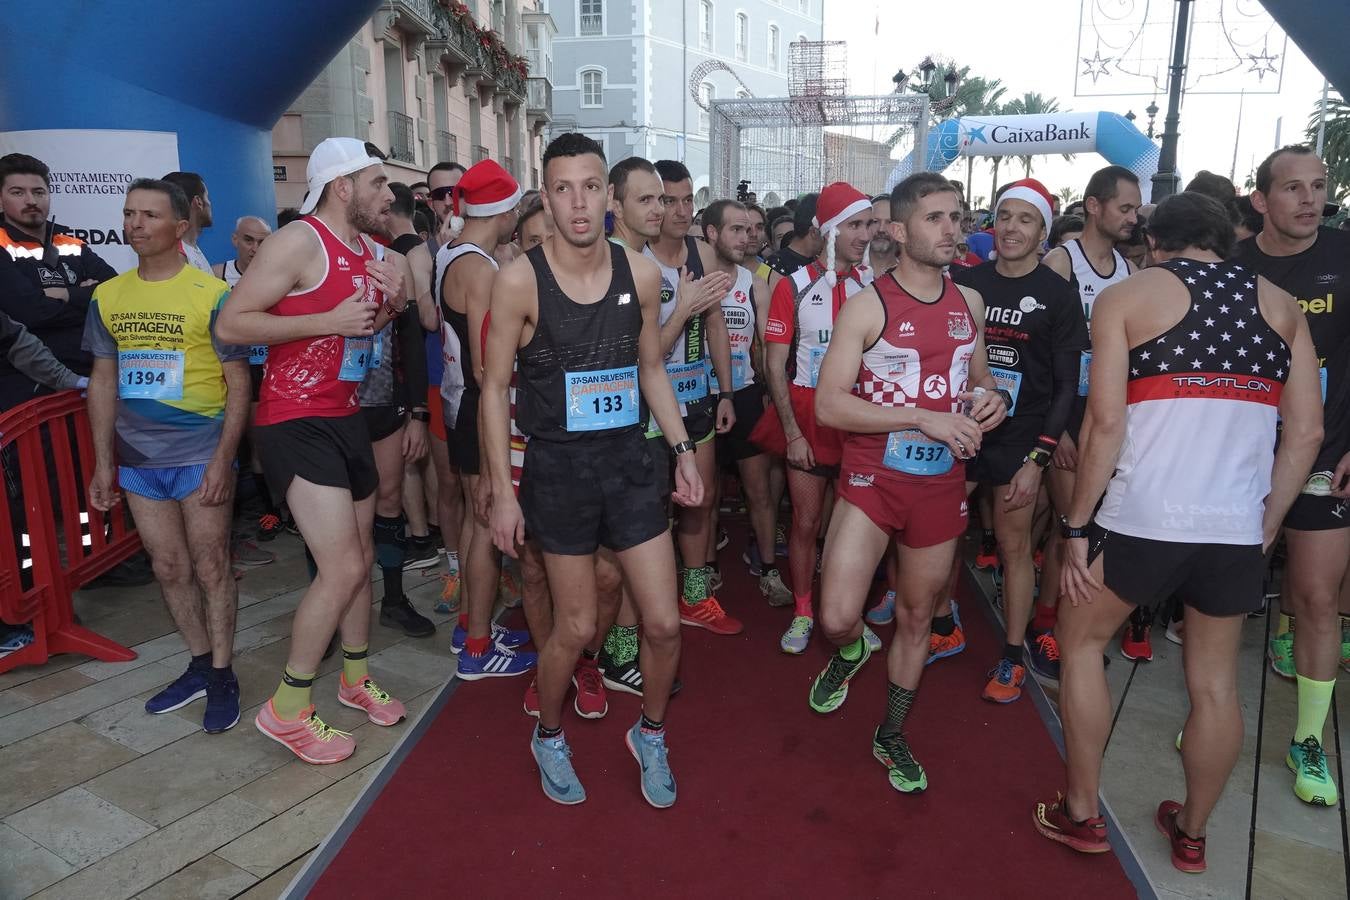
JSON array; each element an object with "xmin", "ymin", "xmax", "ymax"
[
  {"xmin": 337, "ymin": 674, "xmax": 406, "ymax": 726},
  {"xmin": 255, "ymin": 701, "xmax": 355, "ymax": 764},
  {"xmin": 523, "ymin": 676, "xmax": 540, "ymax": 717}
]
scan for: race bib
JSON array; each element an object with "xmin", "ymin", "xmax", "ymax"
[
  {"xmin": 565, "ymin": 365, "xmax": 640, "ymax": 432},
  {"xmin": 1077, "ymin": 350, "xmax": 1092, "ymax": 397},
  {"xmin": 369, "ymin": 332, "xmax": 384, "ymax": 371},
  {"xmin": 990, "ymin": 366, "xmax": 1022, "ymax": 416},
  {"xmin": 667, "ymin": 360, "xmax": 709, "ymax": 404},
  {"xmin": 1319, "ymin": 366, "xmax": 1328, "ymax": 403},
  {"xmin": 883, "ymin": 429, "xmax": 954, "ymax": 476},
  {"xmin": 118, "ymin": 350, "xmax": 184, "ymax": 401},
  {"xmin": 808, "ymin": 346, "xmax": 826, "ymax": 388},
  {"xmin": 248, "ymin": 345, "xmax": 268, "ymax": 366},
  {"xmin": 707, "ymin": 350, "xmax": 751, "ymax": 394},
  {"xmin": 339, "ymin": 337, "xmax": 374, "ymax": 381}
]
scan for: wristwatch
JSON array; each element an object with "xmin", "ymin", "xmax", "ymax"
[
  {"xmin": 1024, "ymin": 447, "xmax": 1052, "ymax": 468},
  {"xmin": 671, "ymin": 439, "xmax": 696, "ymax": 455},
  {"xmin": 409, "ymin": 409, "xmax": 430, "ymax": 423},
  {"xmin": 719, "ymin": 391, "xmax": 734, "ymax": 404},
  {"xmin": 994, "ymin": 388, "xmax": 1014, "ymax": 410},
  {"xmin": 1059, "ymin": 515, "xmax": 1090, "ymax": 539}
]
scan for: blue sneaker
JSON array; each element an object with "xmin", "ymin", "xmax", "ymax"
[
  {"xmin": 457, "ymin": 642, "xmax": 538, "ymax": 680},
  {"xmin": 531, "ymin": 728, "xmax": 586, "ymax": 805},
  {"xmin": 203, "ymin": 671, "xmax": 240, "ymax": 733},
  {"xmin": 451, "ymin": 622, "xmax": 530, "ymax": 654},
  {"xmin": 0, "ymin": 624, "xmax": 34, "ymax": 655},
  {"xmin": 741, "ymin": 542, "xmax": 764, "ymax": 576},
  {"xmin": 625, "ymin": 721, "xmax": 677, "ymax": 808},
  {"xmin": 865, "ymin": 591, "xmax": 896, "ymax": 626},
  {"xmin": 145, "ymin": 664, "xmax": 209, "ymax": 714}
]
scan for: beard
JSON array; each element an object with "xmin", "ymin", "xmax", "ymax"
[{"xmin": 869, "ymin": 233, "xmax": 897, "ymax": 258}]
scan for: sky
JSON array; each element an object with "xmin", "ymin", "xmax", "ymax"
[{"xmin": 823, "ymin": 0, "xmax": 1329, "ymax": 206}]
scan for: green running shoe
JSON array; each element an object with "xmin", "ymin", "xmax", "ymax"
[
  {"xmin": 780, "ymin": 615, "xmax": 814, "ymax": 655},
  {"xmin": 872, "ymin": 728, "xmax": 927, "ymax": 793},
  {"xmin": 808, "ymin": 642, "xmax": 872, "ymax": 713},
  {"xmin": 1341, "ymin": 620, "xmax": 1350, "ymax": 674},
  {"xmin": 1287, "ymin": 736, "xmax": 1339, "ymax": 807},
  {"xmin": 1268, "ymin": 630, "xmax": 1295, "ymax": 680}
]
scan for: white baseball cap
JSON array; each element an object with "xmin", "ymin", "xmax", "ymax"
[{"xmin": 298, "ymin": 137, "xmax": 383, "ymax": 215}]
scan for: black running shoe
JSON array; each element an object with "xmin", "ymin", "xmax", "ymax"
[
  {"xmin": 599, "ymin": 652, "xmax": 682, "ymax": 697},
  {"xmin": 402, "ymin": 537, "xmax": 440, "ymax": 571},
  {"xmin": 379, "ymin": 597, "xmax": 436, "ymax": 637}
]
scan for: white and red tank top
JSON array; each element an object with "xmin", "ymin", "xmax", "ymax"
[
  {"xmin": 710, "ymin": 265, "xmax": 756, "ymax": 393},
  {"xmin": 841, "ymin": 272, "xmax": 977, "ymax": 483},
  {"xmin": 764, "ymin": 261, "xmax": 873, "ymax": 389},
  {"xmin": 1095, "ymin": 258, "xmax": 1289, "ymax": 544},
  {"xmin": 254, "ymin": 216, "xmax": 383, "ymax": 426}
]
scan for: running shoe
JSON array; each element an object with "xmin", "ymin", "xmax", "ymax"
[
  {"xmin": 991, "ymin": 566, "xmax": 1004, "ymax": 608},
  {"xmin": 1287, "ymin": 736, "xmax": 1339, "ymax": 806},
  {"xmin": 679, "ymin": 597, "xmax": 743, "ymax": 635},
  {"xmin": 435, "ymin": 570, "xmax": 462, "ymax": 615},
  {"xmin": 145, "ymin": 664, "xmax": 209, "ymax": 714},
  {"xmin": 451, "ymin": 622, "xmax": 529, "ymax": 654},
  {"xmin": 865, "ymin": 591, "xmax": 896, "ymax": 626},
  {"xmin": 742, "ymin": 543, "xmax": 764, "ymax": 576},
  {"xmin": 572, "ymin": 657, "xmax": 608, "ymax": 719},
  {"xmin": 982, "ymin": 658, "xmax": 1027, "ymax": 704},
  {"xmin": 1025, "ymin": 628, "xmax": 1061, "ymax": 681},
  {"xmin": 716, "ymin": 527, "xmax": 730, "ymax": 551},
  {"xmin": 202, "ymin": 671, "xmax": 240, "ymax": 734},
  {"xmin": 1165, "ymin": 619, "xmax": 1184, "ymax": 646},
  {"xmin": 379, "ymin": 597, "xmax": 436, "ymax": 638},
  {"xmin": 257, "ymin": 512, "xmax": 283, "ymax": 542},
  {"xmin": 1120, "ymin": 620, "xmax": 1153, "ymax": 661},
  {"xmin": 808, "ymin": 642, "xmax": 872, "ymax": 713},
  {"xmin": 927, "ymin": 604, "xmax": 966, "ymax": 666},
  {"xmin": 523, "ymin": 677, "xmax": 540, "ymax": 717},
  {"xmin": 531, "ymin": 727, "xmax": 585, "ymax": 805},
  {"xmin": 974, "ymin": 542, "xmax": 998, "ymax": 570},
  {"xmin": 1033, "ymin": 791, "xmax": 1109, "ymax": 854},
  {"xmin": 231, "ymin": 538, "xmax": 274, "ymax": 568},
  {"xmin": 255, "ymin": 701, "xmax": 355, "ymax": 764},
  {"xmin": 708, "ymin": 567, "xmax": 724, "ymax": 594},
  {"xmin": 872, "ymin": 728, "xmax": 927, "ymax": 793},
  {"xmin": 775, "ymin": 524, "xmax": 788, "ymax": 557},
  {"xmin": 0, "ymin": 623, "xmax": 34, "ymax": 655},
  {"xmin": 283, "ymin": 512, "xmax": 301, "ymax": 535},
  {"xmin": 780, "ymin": 615, "xmax": 814, "ymax": 654},
  {"xmin": 759, "ymin": 568, "xmax": 793, "ymax": 607},
  {"xmin": 1155, "ymin": 800, "xmax": 1206, "ymax": 873},
  {"xmin": 402, "ymin": 537, "xmax": 440, "ymax": 571},
  {"xmin": 597, "ymin": 652, "xmax": 683, "ymax": 697},
  {"xmin": 625, "ymin": 721, "xmax": 677, "ymax": 809},
  {"xmin": 456, "ymin": 642, "xmax": 538, "ymax": 680},
  {"xmin": 863, "ymin": 625, "xmax": 882, "ymax": 653},
  {"xmin": 337, "ymin": 674, "xmax": 407, "ymax": 726},
  {"xmin": 1302, "ymin": 471, "xmax": 1335, "ymax": 496},
  {"xmin": 1267, "ymin": 630, "xmax": 1295, "ymax": 679}
]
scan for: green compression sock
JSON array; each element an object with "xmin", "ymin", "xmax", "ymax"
[{"xmin": 1295, "ymin": 674, "xmax": 1335, "ymax": 744}]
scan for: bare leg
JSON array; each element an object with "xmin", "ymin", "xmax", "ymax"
[
  {"xmin": 403, "ymin": 457, "xmax": 430, "ymax": 536},
  {"xmin": 889, "ymin": 538, "xmax": 962, "ymax": 690},
  {"xmin": 335, "ymin": 492, "xmax": 377, "ymax": 650},
  {"xmin": 125, "ymin": 492, "xmax": 209, "ymax": 657},
  {"xmin": 738, "ymin": 452, "xmax": 778, "ymax": 566},
  {"xmin": 993, "ymin": 492, "xmax": 1037, "ymax": 647},
  {"xmin": 588, "ymin": 549, "xmax": 624, "ymax": 653},
  {"xmin": 519, "ymin": 539, "xmax": 553, "ymax": 647},
  {"xmin": 616, "ymin": 532, "xmax": 682, "ymax": 723},
  {"xmin": 675, "ymin": 440, "xmax": 719, "ymax": 597},
  {"xmin": 818, "ymin": 498, "xmax": 892, "ymax": 646},
  {"xmin": 463, "ymin": 473, "xmax": 499, "ymax": 641},
  {"xmin": 536, "ymin": 553, "xmax": 597, "ymax": 731},
  {"xmin": 432, "ymin": 435, "xmax": 462, "ymax": 559},
  {"xmin": 786, "ymin": 468, "xmax": 827, "ymax": 607},
  {"xmin": 1177, "ymin": 606, "xmax": 1246, "ymax": 837},
  {"xmin": 1037, "ymin": 466, "xmax": 1077, "ymax": 628},
  {"xmin": 1287, "ymin": 527, "xmax": 1350, "ymax": 682},
  {"xmin": 179, "ymin": 491, "xmax": 238, "ymax": 667}
]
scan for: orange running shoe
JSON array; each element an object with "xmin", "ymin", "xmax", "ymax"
[
  {"xmin": 926, "ymin": 625, "xmax": 966, "ymax": 665},
  {"xmin": 679, "ymin": 597, "xmax": 743, "ymax": 635},
  {"xmin": 337, "ymin": 674, "xmax": 406, "ymax": 726},
  {"xmin": 436, "ymin": 570, "xmax": 462, "ymax": 615},
  {"xmin": 1033, "ymin": 791, "xmax": 1110, "ymax": 854},
  {"xmin": 982, "ymin": 658, "xmax": 1027, "ymax": 703},
  {"xmin": 255, "ymin": 701, "xmax": 355, "ymax": 764}
]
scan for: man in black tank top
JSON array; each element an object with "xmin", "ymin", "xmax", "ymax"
[{"xmin": 482, "ymin": 134, "xmax": 701, "ymax": 808}]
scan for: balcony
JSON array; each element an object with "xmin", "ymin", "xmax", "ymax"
[
  {"xmin": 436, "ymin": 129, "xmax": 458, "ymax": 164},
  {"xmin": 473, "ymin": 145, "xmax": 489, "ymax": 164},
  {"xmin": 504, "ymin": 156, "xmax": 516, "ymax": 179},
  {"xmin": 496, "ymin": 65, "xmax": 527, "ymax": 104},
  {"xmin": 383, "ymin": 0, "xmax": 439, "ymax": 37},
  {"xmin": 527, "ymin": 76, "xmax": 552, "ymax": 127},
  {"xmin": 388, "ymin": 111, "xmax": 416, "ymax": 164}
]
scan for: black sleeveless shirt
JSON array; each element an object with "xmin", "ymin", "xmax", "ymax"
[{"xmin": 516, "ymin": 241, "xmax": 645, "ymax": 442}]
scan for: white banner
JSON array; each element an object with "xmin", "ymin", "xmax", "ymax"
[
  {"xmin": 955, "ymin": 113, "xmax": 1101, "ymax": 159},
  {"xmin": 0, "ymin": 129, "xmax": 180, "ymax": 273}
]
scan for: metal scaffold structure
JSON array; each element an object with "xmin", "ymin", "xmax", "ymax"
[{"xmin": 709, "ymin": 41, "xmax": 931, "ymax": 204}]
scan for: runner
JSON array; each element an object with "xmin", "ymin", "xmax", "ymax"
[
  {"xmin": 1035, "ymin": 191, "xmax": 1322, "ymax": 871},
  {"xmin": 217, "ymin": 137, "xmax": 411, "ymax": 764},
  {"xmin": 1038, "ymin": 165, "xmax": 1140, "ymax": 672},
  {"xmin": 482, "ymin": 132, "xmax": 699, "ymax": 807},
  {"xmin": 435, "ymin": 160, "xmax": 536, "ymax": 679},
  {"xmin": 763, "ymin": 182, "xmax": 875, "ymax": 653},
  {"xmin": 212, "ymin": 217, "xmax": 271, "ymax": 287},
  {"xmin": 764, "ymin": 195, "xmax": 823, "ymax": 280},
  {"xmin": 162, "ymin": 171, "xmax": 213, "ymax": 273},
  {"xmin": 950, "ymin": 179, "xmax": 1087, "ymax": 702},
  {"xmin": 426, "ymin": 161, "xmax": 466, "ymax": 245},
  {"xmin": 84, "ymin": 177, "xmax": 250, "ymax": 734},
  {"xmin": 805, "ymin": 172, "xmax": 1007, "ymax": 793},
  {"xmin": 1234, "ymin": 145, "xmax": 1350, "ymax": 806}
]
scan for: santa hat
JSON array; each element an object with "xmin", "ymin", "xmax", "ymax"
[
  {"xmin": 995, "ymin": 178, "xmax": 1054, "ymax": 234},
  {"xmin": 447, "ymin": 160, "xmax": 522, "ymax": 238},
  {"xmin": 813, "ymin": 182, "xmax": 872, "ymax": 287}
]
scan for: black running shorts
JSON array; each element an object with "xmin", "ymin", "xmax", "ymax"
[
  {"xmin": 968, "ymin": 417, "xmax": 1041, "ymax": 487},
  {"xmin": 255, "ymin": 414, "xmax": 378, "ymax": 502},
  {"xmin": 1284, "ymin": 492, "xmax": 1350, "ymax": 532},
  {"xmin": 444, "ymin": 392, "xmax": 481, "ymax": 476},
  {"xmin": 1086, "ymin": 523, "xmax": 1264, "ymax": 617},
  {"xmin": 719, "ymin": 382, "xmax": 769, "ymax": 462},
  {"xmin": 521, "ymin": 429, "xmax": 669, "ymax": 556},
  {"xmin": 362, "ymin": 404, "xmax": 407, "ymax": 443}
]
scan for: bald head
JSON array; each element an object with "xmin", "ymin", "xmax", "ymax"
[{"xmin": 231, "ymin": 216, "xmax": 271, "ymax": 270}]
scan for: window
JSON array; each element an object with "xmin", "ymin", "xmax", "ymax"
[
  {"xmin": 699, "ymin": 81, "xmax": 714, "ymax": 133},
  {"xmin": 579, "ymin": 0, "xmax": 602, "ymax": 35},
  {"xmin": 581, "ymin": 68, "xmax": 604, "ymax": 107},
  {"xmin": 700, "ymin": 1, "xmax": 713, "ymax": 50},
  {"xmin": 767, "ymin": 25, "xmax": 779, "ymax": 69},
  {"xmin": 735, "ymin": 13, "xmax": 748, "ymax": 61}
]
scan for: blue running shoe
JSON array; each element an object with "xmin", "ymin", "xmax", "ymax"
[
  {"xmin": 532, "ymin": 727, "xmax": 585, "ymax": 805},
  {"xmin": 865, "ymin": 591, "xmax": 896, "ymax": 626},
  {"xmin": 203, "ymin": 671, "xmax": 240, "ymax": 733},
  {"xmin": 457, "ymin": 642, "xmax": 538, "ymax": 680},
  {"xmin": 145, "ymin": 664, "xmax": 209, "ymax": 714},
  {"xmin": 451, "ymin": 622, "xmax": 530, "ymax": 654},
  {"xmin": 741, "ymin": 542, "xmax": 764, "ymax": 577},
  {"xmin": 625, "ymin": 721, "xmax": 677, "ymax": 808},
  {"xmin": 0, "ymin": 624, "xmax": 34, "ymax": 654}
]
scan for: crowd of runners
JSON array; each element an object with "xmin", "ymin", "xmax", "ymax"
[{"xmin": 1, "ymin": 129, "xmax": 1347, "ymax": 876}]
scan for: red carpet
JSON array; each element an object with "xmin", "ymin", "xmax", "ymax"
[{"xmin": 309, "ymin": 525, "xmax": 1136, "ymax": 898}]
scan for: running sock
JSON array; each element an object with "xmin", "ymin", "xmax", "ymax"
[
  {"xmin": 1278, "ymin": 612, "xmax": 1295, "ymax": 635},
  {"xmin": 1003, "ymin": 643, "xmax": 1024, "ymax": 664},
  {"xmin": 839, "ymin": 636, "xmax": 866, "ymax": 662},
  {"xmin": 981, "ymin": 527, "xmax": 994, "ymax": 549},
  {"xmin": 373, "ymin": 515, "xmax": 406, "ymax": 602},
  {"xmin": 445, "ymin": 549, "xmax": 461, "ymax": 574},
  {"xmin": 1129, "ymin": 605, "xmax": 1151, "ymax": 627},
  {"xmin": 465, "ymin": 636, "xmax": 492, "ymax": 656},
  {"xmin": 931, "ymin": 613, "xmax": 956, "ymax": 637},
  {"xmin": 640, "ymin": 713, "xmax": 664, "ymax": 735},
  {"xmin": 252, "ymin": 471, "xmax": 278, "ymax": 516},
  {"xmin": 1031, "ymin": 602, "xmax": 1058, "ymax": 633},
  {"xmin": 341, "ymin": 643, "xmax": 370, "ymax": 684},
  {"xmin": 1295, "ymin": 674, "xmax": 1335, "ymax": 743},
  {"xmin": 537, "ymin": 723, "xmax": 563, "ymax": 740},
  {"xmin": 879, "ymin": 682, "xmax": 917, "ymax": 738},
  {"xmin": 793, "ymin": 591, "xmax": 813, "ymax": 618},
  {"xmin": 272, "ymin": 667, "xmax": 314, "ymax": 720},
  {"xmin": 458, "ymin": 612, "xmax": 469, "ymax": 631},
  {"xmin": 602, "ymin": 624, "xmax": 639, "ymax": 666},
  {"xmin": 682, "ymin": 566, "xmax": 709, "ymax": 606},
  {"xmin": 189, "ymin": 651, "xmax": 212, "ymax": 671}
]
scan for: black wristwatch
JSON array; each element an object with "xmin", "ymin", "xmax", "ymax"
[
  {"xmin": 409, "ymin": 409, "xmax": 430, "ymax": 423},
  {"xmin": 719, "ymin": 391, "xmax": 734, "ymax": 404},
  {"xmin": 1059, "ymin": 515, "xmax": 1090, "ymax": 539},
  {"xmin": 1024, "ymin": 447, "xmax": 1052, "ymax": 469},
  {"xmin": 994, "ymin": 388, "xmax": 1014, "ymax": 410},
  {"xmin": 671, "ymin": 439, "xmax": 696, "ymax": 455}
]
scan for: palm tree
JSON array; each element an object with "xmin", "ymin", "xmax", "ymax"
[
  {"xmin": 900, "ymin": 61, "xmax": 1006, "ymax": 206},
  {"xmin": 1056, "ymin": 186, "xmax": 1079, "ymax": 208},
  {"xmin": 1307, "ymin": 90, "xmax": 1350, "ymax": 202}
]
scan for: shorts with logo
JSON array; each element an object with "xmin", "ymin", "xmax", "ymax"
[
  {"xmin": 362, "ymin": 404, "xmax": 407, "ymax": 443},
  {"xmin": 1086, "ymin": 523, "xmax": 1264, "ymax": 616},
  {"xmin": 521, "ymin": 429, "xmax": 669, "ymax": 556},
  {"xmin": 968, "ymin": 417, "xmax": 1042, "ymax": 486},
  {"xmin": 119, "ymin": 464, "xmax": 209, "ymax": 502},
  {"xmin": 255, "ymin": 413, "xmax": 378, "ymax": 502},
  {"xmin": 1284, "ymin": 492, "xmax": 1350, "ymax": 532},
  {"xmin": 444, "ymin": 391, "xmax": 481, "ymax": 475},
  {"xmin": 837, "ymin": 469, "xmax": 968, "ymax": 549},
  {"xmin": 719, "ymin": 382, "xmax": 770, "ymax": 462}
]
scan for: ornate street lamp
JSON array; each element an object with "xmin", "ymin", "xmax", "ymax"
[{"xmin": 1145, "ymin": 100, "xmax": 1159, "ymax": 139}]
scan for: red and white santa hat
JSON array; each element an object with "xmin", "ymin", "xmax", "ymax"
[
  {"xmin": 995, "ymin": 178, "xmax": 1054, "ymax": 234},
  {"xmin": 447, "ymin": 159, "xmax": 522, "ymax": 238},
  {"xmin": 813, "ymin": 182, "xmax": 872, "ymax": 286}
]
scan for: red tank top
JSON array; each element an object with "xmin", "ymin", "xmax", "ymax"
[
  {"xmin": 255, "ymin": 217, "xmax": 383, "ymax": 426},
  {"xmin": 841, "ymin": 273, "xmax": 977, "ymax": 482}
]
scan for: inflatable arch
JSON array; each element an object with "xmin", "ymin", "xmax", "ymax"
[{"xmin": 888, "ymin": 112, "xmax": 1161, "ymax": 203}]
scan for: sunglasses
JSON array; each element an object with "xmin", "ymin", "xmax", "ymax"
[{"xmin": 429, "ymin": 186, "xmax": 454, "ymax": 201}]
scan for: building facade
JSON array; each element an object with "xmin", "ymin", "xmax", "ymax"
[
  {"xmin": 549, "ymin": 0, "xmax": 824, "ymax": 203},
  {"xmin": 273, "ymin": 0, "xmax": 555, "ymax": 210}
]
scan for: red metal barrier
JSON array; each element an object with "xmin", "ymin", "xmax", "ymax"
[{"xmin": 0, "ymin": 390, "xmax": 139, "ymax": 674}]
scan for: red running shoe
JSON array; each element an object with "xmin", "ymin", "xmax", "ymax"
[
  {"xmin": 974, "ymin": 546, "xmax": 998, "ymax": 570},
  {"xmin": 679, "ymin": 597, "xmax": 743, "ymax": 635},
  {"xmin": 1033, "ymin": 792, "xmax": 1110, "ymax": 854},
  {"xmin": 572, "ymin": 657, "xmax": 608, "ymax": 719},
  {"xmin": 1121, "ymin": 621, "xmax": 1153, "ymax": 661},
  {"xmin": 1155, "ymin": 800, "xmax": 1206, "ymax": 873},
  {"xmin": 523, "ymin": 676, "xmax": 540, "ymax": 717}
]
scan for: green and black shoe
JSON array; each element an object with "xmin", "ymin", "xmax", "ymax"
[
  {"xmin": 873, "ymin": 727, "xmax": 927, "ymax": 793},
  {"xmin": 808, "ymin": 642, "xmax": 871, "ymax": 714}
]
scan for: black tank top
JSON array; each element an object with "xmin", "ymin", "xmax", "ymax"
[{"xmin": 517, "ymin": 241, "xmax": 645, "ymax": 442}]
